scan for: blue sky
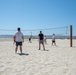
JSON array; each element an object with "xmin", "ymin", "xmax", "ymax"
[{"xmin": 0, "ymin": 0, "xmax": 76, "ymax": 35}]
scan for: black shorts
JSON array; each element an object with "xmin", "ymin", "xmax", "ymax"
[
  {"xmin": 52, "ymin": 40, "xmax": 55, "ymax": 43},
  {"xmin": 16, "ymin": 42, "xmax": 22, "ymax": 46}
]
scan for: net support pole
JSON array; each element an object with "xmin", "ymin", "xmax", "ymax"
[{"xmin": 70, "ymin": 25, "xmax": 72, "ymax": 47}]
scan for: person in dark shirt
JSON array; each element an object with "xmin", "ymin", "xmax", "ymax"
[
  {"xmin": 38, "ymin": 31, "xmax": 45, "ymax": 50},
  {"xmin": 29, "ymin": 35, "xmax": 32, "ymax": 43}
]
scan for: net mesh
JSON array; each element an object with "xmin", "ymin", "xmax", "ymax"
[{"xmin": 0, "ymin": 25, "xmax": 76, "ymax": 47}]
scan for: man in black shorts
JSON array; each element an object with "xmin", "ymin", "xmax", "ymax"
[
  {"xmin": 14, "ymin": 28, "xmax": 24, "ymax": 53},
  {"xmin": 52, "ymin": 34, "xmax": 56, "ymax": 46},
  {"xmin": 38, "ymin": 31, "xmax": 45, "ymax": 50}
]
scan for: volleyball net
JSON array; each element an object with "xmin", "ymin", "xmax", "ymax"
[
  {"xmin": 0, "ymin": 25, "xmax": 75, "ymax": 47},
  {"xmin": 0, "ymin": 25, "xmax": 70, "ymax": 38}
]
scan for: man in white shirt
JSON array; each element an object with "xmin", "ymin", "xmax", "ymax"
[
  {"xmin": 52, "ymin": 34, "xmax": 56, "ymax": 46},
  {"xmin": 14, "ymin": 28, "xmax": 24, "ymax": 53}
]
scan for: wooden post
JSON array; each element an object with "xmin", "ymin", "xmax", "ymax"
[{"xmin": 70, "ymin": 25, "xmax": 72, "ymax": 47}]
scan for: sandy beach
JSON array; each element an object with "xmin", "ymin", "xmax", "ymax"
[{"xmin": 0, "ymin": 38, "xmax": 76, "ymax": 75}]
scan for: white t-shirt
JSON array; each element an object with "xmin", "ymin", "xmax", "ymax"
[
  {"xmin": 52, "ymin": 35, "xmax": 55, "ymax": 41},
  {"xmin": 44, "ymin": 36, "xmax": 46, "ymax": 39},
  {"xmin": 15, "ymin": 31, "xmax": 23, "ymax": 42}
]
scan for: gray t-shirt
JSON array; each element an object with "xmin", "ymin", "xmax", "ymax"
[{"xmin": 15, "ymin": 31, "xmax": 23, "ymax": 42}]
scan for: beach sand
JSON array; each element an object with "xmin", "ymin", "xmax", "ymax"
[{"xmin": 0, "ymin": 38, "xmax": 76, "ymax": 75}]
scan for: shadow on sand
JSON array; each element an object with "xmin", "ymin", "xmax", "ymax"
[
  {"xmin": 44, "ymin": 50, "xmax": 49, "ymax": 51},
  {"xmin": 18, "ymin": 53, "xmax": 29, "ymax": 56},
  {"xmin": 39, "ymin": 49, "xmax": 49, "ymax": 51}
]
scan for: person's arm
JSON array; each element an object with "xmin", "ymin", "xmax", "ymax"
[
  {"xmin": 43, "ymin": 34, "xmax": 44, "ymax": 40},
  {"xmin": 13, "ymin": 35, "xmax": 16, "ymax": 42},
  {"xmin": 22, "ymin": 35, "xmax": 24, "ymax": 42}
]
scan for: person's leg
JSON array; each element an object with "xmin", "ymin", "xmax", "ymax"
[
  {"xmin": 39, "ymin": 44, "xmax": 41, "ymax": 50},
  {"xmin": 52, "ymin": 41, "xmax": 55, "ymax": 46},
  {"xmin": 43, "ymin": 44, "xmax": 45, "ymax": 50},
  {"xmin": 15, "ymin": 46, "xmax": 18, "ymax": 53},
  {"xmin": 20, "ymin": 42, "xmax": 22, "ymax": 53},
  {"xmin": 20, "ymin": 46, "xmax": 22, "ymax": 53},
  {"xmin": 45, "ymin": 40, "xmax": 46, "ymax": 44},
  {"xmin": 15, "ymin": 42, "xmax": 18, "ymax": 53},
  {"xmin": 45, "ymin": 40, "xmax": 47, "ymax": 44},
  {"xmin": 39, "ymin": 41, "xmax": 41, "ymax": 50},
  {"xmin": 42, "ymin": 41, "xmax": 45, "ymax": 50},
  {"xmin": 54, "ymin": 41, "xmax": 56, "ymax": 46}
]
